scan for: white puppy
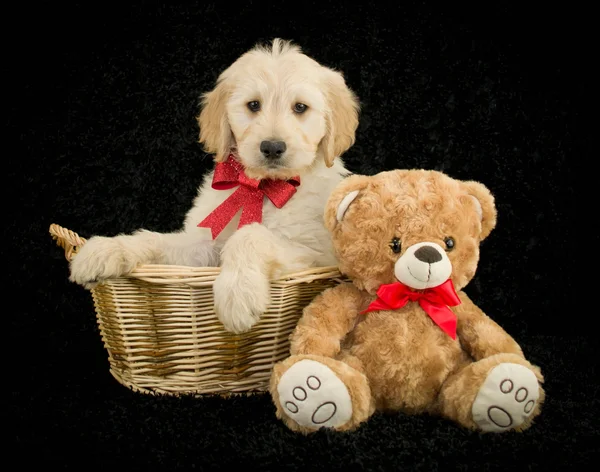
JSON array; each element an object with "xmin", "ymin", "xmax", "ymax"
[{"xmin": 69, "ymin": 38, "xmax": 360, "ymax": 333}]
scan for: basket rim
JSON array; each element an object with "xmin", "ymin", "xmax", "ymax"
[
  {"xmin": 49, "ymin": 223, "xmax": 345, "ymax": 284},
  {"xmin": 124, "ymin": 264, "xmax": 342, "ymax": 283}
]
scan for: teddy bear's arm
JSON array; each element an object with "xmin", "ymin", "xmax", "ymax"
[
  {"xmin": 454, "ymin": 291, "xmax": 525, "ymax": 360},
  {"xmin": 289, "ymin": 282, "xmax": 369, "ymax": 358}
]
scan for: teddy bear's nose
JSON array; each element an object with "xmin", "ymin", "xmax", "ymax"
[{"xmin": 414, "ymin": 245, "xmax": 442, "ymax": 264}]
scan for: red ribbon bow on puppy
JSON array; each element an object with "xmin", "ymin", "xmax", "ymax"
[
  {"xmin": 360, "ymin": 279, "xmax": 461, "ymax": 339},
  {"xmin": 198, "ymin": 155, "xmax": 300, "ymax": 239}
]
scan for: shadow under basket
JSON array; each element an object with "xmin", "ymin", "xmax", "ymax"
[{"xmin": 49, "ymin": 223, "xmax": 346, "ymax": 397}]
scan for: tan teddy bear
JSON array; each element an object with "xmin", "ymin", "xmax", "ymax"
[{"xmin": 269, "ymin": 168, "xmax": 545, "ymax": 434}]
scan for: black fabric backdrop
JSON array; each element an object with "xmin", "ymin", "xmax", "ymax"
[{"xmin": 8, "ymin": 2, "xmax": 596, "ymax": 470}]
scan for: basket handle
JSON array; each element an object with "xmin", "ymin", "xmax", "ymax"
[{"xmin": 49, "ymin": 223, "xmax": 87, "ymax": 262}]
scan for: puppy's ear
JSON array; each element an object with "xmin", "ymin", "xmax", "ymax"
[
  {"xmin": 320, "ymin": 69, "xmax": 360, "ymax": 167},
  {"xmin": 460, "ymin": 180, "xmax": 497, "ymax": 241},
  {"xmin": 197, "ymin": 78, "xmax": 233, "ymax": 163},
  {"xmin": 324, "ymin": 174, "xmax": 371, "ymax": 232}
]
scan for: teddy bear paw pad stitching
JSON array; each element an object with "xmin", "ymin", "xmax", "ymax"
[
  {"xmin": 472, "ymin": 362, "xmax": 539, "ymax": 432},
  {"xmin": 277, "ymin": 359, "xmax": 353, "ymax": 430}
]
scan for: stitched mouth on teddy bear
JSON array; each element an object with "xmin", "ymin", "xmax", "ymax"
[{"xmin": 395, "ymin": 242, "xmax": 452, "ymax": 290}]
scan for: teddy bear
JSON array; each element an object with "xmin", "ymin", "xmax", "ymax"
[{"xmin": 269, "ymin": 168, "xmax": 545, "ymax": 434}]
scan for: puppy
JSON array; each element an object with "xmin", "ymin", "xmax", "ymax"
[{"xmin": 69, "ymin": 38, "xmax": 360, "ymax": 333}]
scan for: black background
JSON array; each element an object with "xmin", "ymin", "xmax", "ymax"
[{"xmin": 8, "ymin": 1, "xmax": 595, "ymax": 470}]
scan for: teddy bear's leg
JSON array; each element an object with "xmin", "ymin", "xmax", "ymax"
[
  {"xmin": 436, "ymin": 353, "xmax": 545, "ymax": 433},
  {"xmin": 269, "ymin": 353, "xmax": 374, "ymax": 434}
]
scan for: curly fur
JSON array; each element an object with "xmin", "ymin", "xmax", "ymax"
[{"xmin": 270, "ymin": 169, "xmax": 545, "ymax": 434}]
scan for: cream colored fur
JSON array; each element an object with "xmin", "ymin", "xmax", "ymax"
[{"xmin": 69, "ymin": 38, "xmax": 360, "ymax": 333}]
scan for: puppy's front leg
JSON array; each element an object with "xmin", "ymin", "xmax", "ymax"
[
  {"xmin": 214, "ymin": 223, "xmax": 311, "ymax": 334},
  {"xmin": 70, "ymin": 230, "xmax": 219, "ymax": 288}
]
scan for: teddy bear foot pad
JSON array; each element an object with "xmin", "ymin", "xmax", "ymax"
[
  {"xmin": 471, "ymin": 362, "xmax": 539, "ymax": 432},
  {"xmin": 277, "ymin": 359, "xmax": 353, "ymax": 430}
]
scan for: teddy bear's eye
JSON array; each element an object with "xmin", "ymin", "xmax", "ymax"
[
  {"xmin": 390, "ymin": 237, "xmax": 402, "ymax": 254},
  {"xmin": 444, "ymin": 237, "xmax": 455, "ymax": 251}
]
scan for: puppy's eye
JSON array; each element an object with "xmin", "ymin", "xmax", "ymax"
[
  {"xmin": 293, "ymin": 103, "xmax": 308, "ymax": 114},
  {"xmin": 390, "ymin": 237, "xmax": 402, "ymax": 254},
  {"xmin": 444, "ymin": 237, "xmax": 455, "ymax": 251},
  {"xmin": 247, "ymin": 101, "xmax": 261, "ymax": 112}
]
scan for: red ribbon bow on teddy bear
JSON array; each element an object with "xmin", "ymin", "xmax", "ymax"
[
  {"xmin": 361, "ymin": 279, "xmax": 461, "ymax": 339},
  {"xmin": 198, "ymin": 154, "xmax": 301, "ymax": 239}
]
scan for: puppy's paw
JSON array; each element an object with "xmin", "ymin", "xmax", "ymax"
[
  {"xmin": 69, "ymin": 236, "xmax": 138, "ymax": 289},
  {"xmin": 213, "ymin": 268, "xmax": 271, "ymax": 333}
]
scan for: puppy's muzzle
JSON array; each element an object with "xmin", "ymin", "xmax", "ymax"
[{"xmin": 260, "ymin": 140, "xmax": 287, "ymax": 160}]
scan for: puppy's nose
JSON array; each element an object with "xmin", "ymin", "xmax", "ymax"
[
  {"xmin": 414, "ymin": 245, "xmax": 442, "ymax": 264},
  {"xmin": 260, "ymin": 140, "xmax": 287, "ymax": 159}
]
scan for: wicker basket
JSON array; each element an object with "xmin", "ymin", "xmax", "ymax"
[{"xmin": 49, "ymin": 223, "xmax": 345, "ymax": 396}]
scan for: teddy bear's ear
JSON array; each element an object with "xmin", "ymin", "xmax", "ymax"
[
  {"xmin": 461, "ymin": 180, "xmax": 498, "ymax": 241},
  {"xmin": 324, "ymin": 174, "xmax": 372, "ymax": 232},
  {"xmin": 335, "ymin": 190, "xmax": 360, "ymax": 223}
]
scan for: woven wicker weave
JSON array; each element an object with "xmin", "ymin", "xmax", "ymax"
[{"xmin": 49, "ymin": 223, "xmax": 345, "ymax": 396}]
